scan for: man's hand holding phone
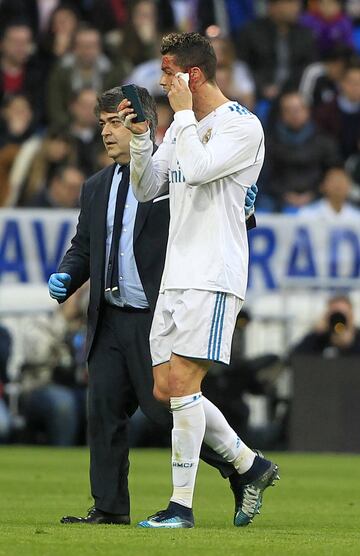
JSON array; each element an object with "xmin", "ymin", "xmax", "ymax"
[
  {"xmin": 117, "ymin": 85, "xmax": 149, "ymax": 135},
  {"xmin": 117, "ymin": 98, "xmax": 149, "ymax": 134}
]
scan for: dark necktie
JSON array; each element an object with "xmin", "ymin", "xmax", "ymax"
[{"xmin": 105, "ymin": 164, "xmax": 130, "ymax": 294}]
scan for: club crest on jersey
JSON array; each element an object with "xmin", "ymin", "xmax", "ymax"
[{"xmin": 202, "ymin": 128, "xmax": 212, "ymax": 143}]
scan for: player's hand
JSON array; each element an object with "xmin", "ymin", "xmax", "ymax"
[
  {"xmin": 48, "ymin": 272, "xmax": 71, "ymax": 300},
  {"xmin": 168, "ymin": 74, "xmax": 192, "ymax": 113},
  {"xmin": 245, "ymin": 183, "xmax": 258, "ymax": 216},
  {"xmin": 117, "ymin": 99, "xmax": 149, "ymax": 135}
]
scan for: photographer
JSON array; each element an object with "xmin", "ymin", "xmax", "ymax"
[
  {"xmin": 19, "ymin": 288, "xmax": 88, "ymax": 446},
  {"xmin": 292, "ymin": 295, "xmax": 360, "ymax": 357}
]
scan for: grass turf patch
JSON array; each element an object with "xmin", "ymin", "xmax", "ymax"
[{"xmin": 0, "ymin": 447, "xmax": 359, "ymax": 556}]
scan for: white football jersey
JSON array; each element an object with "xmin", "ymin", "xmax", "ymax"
[{"xmin": 130, "ymin": 101, "xmax": 265, "ymax": 299}]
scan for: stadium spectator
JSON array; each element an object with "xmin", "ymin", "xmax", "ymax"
[
  {"xmin": 292, "ymin": 294, "xmax": 360, "ymax": 357},
  {"xmin": 120, "ymin": 1, "xmax": 159, "ymax": 67},
  {"xmin": 298, "ymin": 166, "xmax": 360, "ymax": 220},
  {"xmin": 38, "ymin": 4, "xmax": 80, "ymax": 76},
  {"xmin": 90, "ymin": 0, "xmax": 184, "ymax": 34},
  {"xmin": 46, "ymin": 25, "xmax": 126, "ymax": 128},
  {"xmin": 314, "ymin": 61, "xmax": 360, "ymax": 159},
  {"xmin": 18, "ymin": 288, "xmax": 88, "ymax": 446},
  {"xmin": 0, "ymin": 0, "xmax": 56, "ymax": 39},
  {"xmin": 197, "ymin": 0, "xmax": 256, "ymax": 38},
  {"xmin": 0, "ymin": 94, "xmax": 39, "ymax": 206},
  {"xmin": 346, "ymin": 0, "xmax": 360, "ymax": 28},
  {"xmin": 17, "ymin": 129, "xmax": 77, "ymax": 205},
  {"xmin": 299, "ymin": 44, "xmax": 353, "ymax": 107},
  {"xmin": 0, "ymin": 93, "xmax": 36, "ymax": 148},
  {"xmin": 236, "ymin": 0, "xmax": 317, "ymax": 102},
  {"xmin": 0, "ymin": 325, "xmax": 12, "ymax": 442},
  {"xmin": 0, "ymin": 0, "xmax": 85, "ymax": 41},
  {"xmin": 0, "ymin": 22, "xmax": 44, "ymax": 122},
  {"xmin": 210, "ymin": 36, "xmax": 255, "ymax": 110},
  {"xmin": 263, "ymin": 90, "xmax": 341, "ymax": 211},
  {"xmin": 26, "ymin": 164, "xmax": 84, "ymax": 208},
  {"xmin": 68, "ymin": 88, "xmax": 103, "ymax": 177},
  {"xmin": 301, "ymin": 0, "xmax": 354, "ymax": 55},
  {"xmin": 85, "ymin": 0, "xmax": 129, "ymax": 34}
]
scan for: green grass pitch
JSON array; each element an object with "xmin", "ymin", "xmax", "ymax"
[{"xmin": 0, "ymin": 447, "xmax": 359, "ymax": 556}]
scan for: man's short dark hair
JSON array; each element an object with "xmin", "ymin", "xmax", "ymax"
[
  {"xmin": 1, "ymin": 20, "xmax": 33, "ymax": 40},
  {"xmin": 52, "ymin": 164, "xmax": 85, "ymax": 183},
  {"xmin": 160, "ymin": 32, "xmax": 217, "ymax": 82},
  {"xmin": 95, "ymin": 85, "xmax": 158, "ymax": 142}
]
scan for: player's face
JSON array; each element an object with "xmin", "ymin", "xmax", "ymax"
[
  {"xmin": 99, "ymin": 111, "xmax": 131, "ymax": 165},
  {"xmin": 160, "ymin": 55, "xmax": 185, "ymax": 93}
]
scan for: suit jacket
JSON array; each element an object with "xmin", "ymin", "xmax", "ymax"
[
  {"xmin": 58, "ymin": 163, "xmax": 169, "ymax": 358},
  {"xmin": 58, "ymin": 162, "xmax": 256, "ymax": 359}
]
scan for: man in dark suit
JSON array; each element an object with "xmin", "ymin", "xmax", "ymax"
[{"xmin": 48, "ymin": 85, "xmax": 257, "ymax": 525}]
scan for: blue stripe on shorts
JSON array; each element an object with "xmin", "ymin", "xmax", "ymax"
[{"xmin": 208, "ymin": 292, "xmax": 227, "ymax": 361}]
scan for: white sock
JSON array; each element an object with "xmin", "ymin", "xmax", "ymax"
[
  {"xmin": 170, "ymin": 392, "xmax": 205, "ymax": 508},
  {"xmin": 202, "ymin": 396, "xmax": 255, "ymax": 474}
]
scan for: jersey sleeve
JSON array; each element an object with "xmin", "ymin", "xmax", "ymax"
[
  {"xmin": 129, "ymin": 127, "xmax": 171, "ymax": 202},
  {"xmin": 174, "ymin": 109, "xmax": 264, "ymax": 186}
]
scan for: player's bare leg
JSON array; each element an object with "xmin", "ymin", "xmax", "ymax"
[
  {"xmin": 138, "ymin": 354, "xmax": 207, "ymax": 528},
  {"xmin": 141, "ymin": 354, "xmax": 279, "ymax": 528},
  {"xmin": 152, "ymin": 362, "xmax": 171, "ymax": 403}
]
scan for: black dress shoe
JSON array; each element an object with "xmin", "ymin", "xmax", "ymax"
[{"xmin": 60, "ymin": 506, "xmax": 130, "ymax": 525}]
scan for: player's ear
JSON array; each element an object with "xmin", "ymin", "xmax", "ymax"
[
  {"xmin": 188, "ymin": 67, "xmax": 201, "ymax": 92},
  {"xmin": 189, "ymin": 67, "xmax": 201, "ymax": 83}
]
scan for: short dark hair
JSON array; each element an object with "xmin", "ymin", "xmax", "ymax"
[
  {"xmin": 52, "ymin": 164, "xmax": 85, "ymax": 182},
  {"xmin": 322, "ymin": 44, "xmax": 353, "ymax": 63},
  {"xmin": 95, "ymin": 85, "xmax": 158, "ymax": 142},
  {"xmin": 160, "ymin": 32, "xmax": 217, "ymax": 82},
  {"xmin": 69, "ymin": 86, "xmax": 96, "ymax": 104},
  {"xmin": 75, "ymin": 22, "xmax": 100, "ymax": 37},
  {"xmin": 343, "ymin": 59, "xmax": 360, "ymax": 76},
  {"xmin": 1, "ymin": 20, "xmax": 33, "ymax": 40}
]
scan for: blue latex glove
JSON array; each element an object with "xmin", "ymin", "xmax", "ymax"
[
  {"xmin": 245, "ymin": 183, "xmax": 258, "ymax": 216},
  {"xmin": 48, "ymin": 273, "xmax": 71, "ymax": 300}
]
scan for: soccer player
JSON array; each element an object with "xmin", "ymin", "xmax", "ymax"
[{"xmin": 119, "ymin": 32, "xmax": 279, "ymax": 529}]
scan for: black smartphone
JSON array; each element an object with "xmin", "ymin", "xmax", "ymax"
[{"xmin": 121, "ymin": 84, "xmax": 146, "ymax": 123}]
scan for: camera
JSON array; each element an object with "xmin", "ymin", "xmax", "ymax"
[{"xmin": 328, "ymin": 311, "xmax": 347, "ymax": 334}]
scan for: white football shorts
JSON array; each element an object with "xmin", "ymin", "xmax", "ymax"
[{"xmin": 150, "ymin": 289, "xmax": 243, "ymax": 366}]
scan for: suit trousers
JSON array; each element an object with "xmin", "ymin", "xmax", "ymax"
[{"xmin": 88, "ymin": 304, "xmax": 235, "ymax": 515}]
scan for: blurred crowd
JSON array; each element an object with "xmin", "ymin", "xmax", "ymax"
[
  {"xmin": 1, "ymin": 0, "xmax": 360, "ymax": 448},
  {"xmin": 0, "ymin": 0, "xmax": 359, "ymax": 212}
]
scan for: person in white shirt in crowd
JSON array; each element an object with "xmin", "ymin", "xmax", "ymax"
[
  {"xmin": 119, "ymin": 31, "xmax": 279, "ymax": 529},
  {"xmin": 210, "ymin": 35, "xmax": 255, "ymax": 111},
  {"xmin": 299, "ymin": 166, "xmax": 360, "ymax": 221}
]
